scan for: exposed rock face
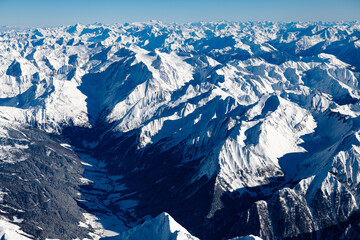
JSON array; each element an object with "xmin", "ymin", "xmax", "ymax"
[
  {"xmin": 0, "ymin": 126, "xmax": 88, "ymax": 239},
  {"xmin": 6, "ymin": 60, "xmax": 22, "ymax": 77},
  {"xmin": 0, "ymin": 21, "xmax": 359, "ymax": 239}
]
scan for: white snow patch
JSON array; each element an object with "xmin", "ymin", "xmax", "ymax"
[{"xmin": 0, "ymin": 217, "xmax": 33, "ymax": 240}]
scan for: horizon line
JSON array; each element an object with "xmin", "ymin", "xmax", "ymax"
[{"xmin": 1, "ymin": 20, "xmax": 360, "ymax": 30}]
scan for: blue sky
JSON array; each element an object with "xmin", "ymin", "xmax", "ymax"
[{"xmin": 0, "ymin": 0, "xmax": 359, "ymax": 27}]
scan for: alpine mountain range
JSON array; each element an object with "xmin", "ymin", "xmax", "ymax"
[{"xmin": 0, "ymin": 21, "xmax": 360, "ymax": 240}]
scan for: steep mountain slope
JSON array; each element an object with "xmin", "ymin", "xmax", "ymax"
[{"xmin": 0, "ymin": 21, "xmax": 359, "ymax": 239}]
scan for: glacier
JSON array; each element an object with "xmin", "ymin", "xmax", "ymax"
[{"xmin": 0, "ymin": 21, "xmax": 359, "ymax": 239}]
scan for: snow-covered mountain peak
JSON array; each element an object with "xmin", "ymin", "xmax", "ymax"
[{"xmin": 117, "ymin": 212, "xmax": 199, "ymax": 240}]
